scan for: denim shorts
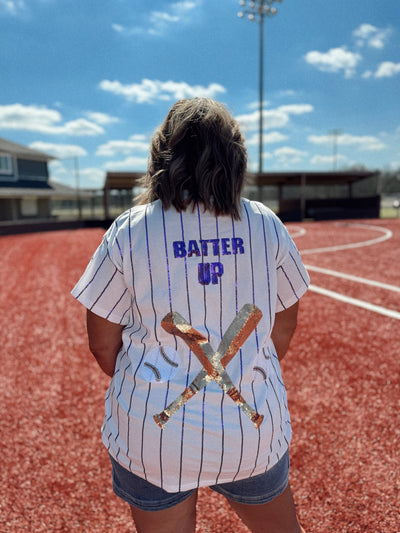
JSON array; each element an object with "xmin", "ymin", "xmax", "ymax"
[{"xmin": 110, "ymin": 449, "xmax": 290, "ymax": 512}]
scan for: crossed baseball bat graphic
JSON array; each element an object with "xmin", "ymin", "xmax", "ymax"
[{"xmin": 153, "ymin": 304, "xmax": 264, "ymax": 429}]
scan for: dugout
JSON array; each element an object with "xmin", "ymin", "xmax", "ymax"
[
  {"xmin": 103, "ymin": 171, "xmax": 144, "ymax": 220},
  {"xmin": 247, "ymin": 170, "xmax": 380, "ymax": 221},
  {"xmin": 103, "ymin": 170, "xmax": 380, "ymax": 223}
]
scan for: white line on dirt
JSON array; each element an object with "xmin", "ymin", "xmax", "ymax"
[
  {"xmin": 304, "ymin": 264, "xmax": 400, "ymax": 293},
  {"xmin": 287, "ymin": 226, "xmax": 307, "ymax": 238},
  {"xmin": 301, "ymin": 223, "xmax": 392, "ymax": 255},
  {"xmin": 309, "ymin": 284, "xmax": 400, "ymax": 320}
]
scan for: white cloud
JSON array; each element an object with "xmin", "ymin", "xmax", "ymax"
[
  {"xmin": 105, "ymin": 156, "xmax": 149, "ymax": 171},
  {"xmin": 61, "ymin": 118, "xmax": 104, "ymax": 136},
  {"xmin": 0, "ymin": 0, "xmax": 25, "ymax": 15},
  {"xmin": 273, "ymin": 147, "xmax": 308, "ymax": 165},
  {"xmin": 112, "ymin": 23, "xmax": 124, "ymax": 33},
  {"xmin": 99, "ymin": 78, "xmax": 226, "ymax": 103},
  {"xmin": 236, "ymin": 103, "xmax": 313, "ymax": 133},
  {"xmin": 310, "ymin": 154, "xmax": 348, "ymax": 166},
  {"xmin": 50, "ymin": 162, "xmax": 105, "ymax": 188},
  {"xmin": 96, "ymin": 135, "xmax": 150, "ymax": 157},
  {"xmin": 113, "ymin": 0, "xmax": 199, "ymax": 37},
  {"xmin": 0, "ymin": 104, "xmax": 62, "ymax": 132},
  {"xmin": 276, "ymin": 104, "xmax": 314, "ymax": 115},
  {"xmin": 245, "ymin": 131, "xmax": 288, "ymax": 146},
  {"xmin": 304, "ymin": 47, "xmax": 362, "ymax": 78},
  {"xmin": 85, "ymin": 111, "xmax": 120, "ymax": 125},
  {"xmin": 374, "ymin": 61, "xmax": 400, "ymax": 78},
  {"xmin": 0, "ymin": 104, "xmax": 104, "ymax": 136},
  {"xmin": 79, "ymin": 167, "xmax": 105, "ymax": 186},
  {"xmin": 236, "ymin": 109, "xmax": 289, "ymax": 131},
  {"xmin": 29, "ymin": 142, "xmax": 87, "ymax": 159},
  {"xmin": 353, "ymin": 23, "xmax": 391, "ymax": 49},
  {"xmin": 150, "ymin": 11, "xmax": 179, "ymax": 24},
  {"xmin": 308, "ymin": 133, "xmax": 385, "ymax": 151}
]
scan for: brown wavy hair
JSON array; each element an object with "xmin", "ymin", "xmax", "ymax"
[{"xmin": 137, "ymin": 98, "xmax": 247, "ymax": 220}]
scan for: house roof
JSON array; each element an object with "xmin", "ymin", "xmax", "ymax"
[{"xmin": 0, "ymin": 138, "xmax": 56, "ymax": 162}]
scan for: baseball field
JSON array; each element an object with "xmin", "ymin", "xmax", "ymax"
[{"xmin": 1, "ymin": 218, "xmax": 398, "ymax": 532}]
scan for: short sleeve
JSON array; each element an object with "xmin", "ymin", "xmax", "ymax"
[
  {"xmin": 71, "ymin": 217, "xmax": 131, "ymax": 325},
  {"xmin": 273, "ymin": 215, "xmax": 310, "ymax": 312}
]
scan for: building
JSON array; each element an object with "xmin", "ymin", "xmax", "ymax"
[
  {"xmin": 102, "ymin": 169, "xmax": 381, "ymax": 222},
  {"xmin": 0, "ymin": 138, "xmax": 56, "ymax": 221}
]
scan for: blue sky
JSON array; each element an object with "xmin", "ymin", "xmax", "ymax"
[{"xmin": 0, "ymin": 0, "xmax": 399, "ymax": 189}]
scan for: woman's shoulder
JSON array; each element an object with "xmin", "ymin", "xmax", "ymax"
[
  {"xmin": 241, "ymin": 197, "xmax": 277, "ymax": 219},
  {"xmin": 113, "ymin": 200, "xmax": 163, "ymax": 226}
]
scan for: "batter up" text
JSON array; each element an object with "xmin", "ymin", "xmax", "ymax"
[{"xmin": 172, "ymin": 237, "xmax": 245, "ymax": 285}]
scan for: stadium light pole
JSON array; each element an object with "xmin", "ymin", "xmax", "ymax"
[{"xmin": 238, "ymin": 0, "xmax": 283, "ymax": 175}]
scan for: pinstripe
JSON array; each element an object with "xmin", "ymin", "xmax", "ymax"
[
  {"xmin": 144, "ymin": 204, "xmax": 170, "ymax": 488},
  {"xmin": 278, "ymin": 264, "xmax": 300, "ymax": 299},
  {"xmin": 268, "ymin": 357, "xmax": 284, "ymax": 387},
  {"xmin": 197, "ymin": 204, "xmax": 210, "ymax": 340},
  {"xmin": 126, "ymin": 343, "xmax": 147, "ymax": 476},
  {"xmin": 215, "ymin": 215, "xmax": 226, "ymax": 484},
  {"xmin": 277, "ymin": 293, "xmax": 286, "ymax": 310},
  {"xmin": 272, "ymin": 215, "xmax": 280, "ymax": 261},
  {"xmin": 178, "ymin": 210, "xmax": 193, "ymax": 491},
  {"xmin": 268, "ymin": 348, "xmax": 285, "ymax": 387},
  {"xmin": 106, "ymin": 248, "xmax": 123, "ymax": 274},
  {"xmin": 250, "ymin": 381, "xmax": 262, "ymax": 476},
  {"xmin": 104, "ymin": 379, "xmax": 116, "ymax": 452},
  {"xmin": 126, "ymin": 209, "xmax": 149, "ymax": 477},
  {"xmin": 128, "ymin": 208, "xmax": 147, "ymax": 338},
  {"xmin": 231, "ymin": 216, "xmax": 245, "ymax": 481},
  {"xmin": 111, "ymin": 333, "xmax": 135, "ymax": 460},
  {"xmin": 106, "ymin": 288, "xmax": 128, "ymax": 320},
  {"xmin": 263, "ymin": 387, "xmax": 274, "ymax": 469},
  {"xmin": 243, "ymin": 201, "xmax": 256, "ymax": 311},
  {"xmin": 197, "ymin": 387, "xmax": 207, "ymax": 488},
  {"xmin": 159, "ymin": 205, "xmax": 175, "ymax": 489},
  {"xmin": 119, "ymin": 305, "xmax": 130, "ymax": 326},
  {"xmin": 255, "ymin": 202, "xmax": 273, "ymax": 331},
  {"xmin": 115, "ymin": 235, "xmax": 123, "ymax": 260},
  {"xmin": 113, "ymin": 356, "xmax": 131, "ymax": 460},
  {"xmin": 141, "ymin": 383, "xmax": 152, "ymax": 480},
  {"xmin": 75, "ymin": 253, "xmax": 108, "ymax": 299},
  {"xmin": 289, "ymin": 251, "xmax": 310, "ymax": 287},
  {"xmin": 145, "ymin": 204, "xmax": 159, "ymax": 342},
  {"xmin": 89, "ymin": 268, "xmax": 119, "ymax": 310},
  {"xmin": 196, "ymin": 204, "xmax": 207, "ymax": 486},
  {"xmin": 268, "ymin": 377, "xmax": 289, "ymax": 449},
  {"xmin": 243, "ymin": 201, "xmax": 262, "ymax": 473},
  {"xmin": 161, "ymin": 206, "xmax": 174, "ymax": 318}
]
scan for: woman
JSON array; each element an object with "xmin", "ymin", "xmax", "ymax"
[{"xmin": 72, "ymin": 98, "xmax": 309, "ymax": 532}]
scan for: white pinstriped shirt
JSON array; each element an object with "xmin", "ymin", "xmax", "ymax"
[{"xmin": 72, "ymin": 198, "xmax": 310, "ymax": 492}]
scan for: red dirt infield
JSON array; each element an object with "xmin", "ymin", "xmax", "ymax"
[{"xmin": 1, "ymin": 218, "xmax": 399, "ymax": 532}]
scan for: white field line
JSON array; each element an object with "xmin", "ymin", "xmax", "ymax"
[
  {"xmin": 305, "ymin": 264, "xmax": 400, "ymax": 293},
  {"xmin": 301, "ymin": 223, "xmax": 392, "ymax": 255},
  {"xmin": 288, "ymin": 226, "xmax": 307, "ymax": 239},
  {"xmin": 296, "ymin": 222, "xmax": 398, "ymax": 318},
  {"xmin": 309, "ymin": 285, "xmax": 400, "ymax": 320}
]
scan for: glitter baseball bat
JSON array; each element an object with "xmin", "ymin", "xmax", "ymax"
[{"xmin": 154, "ymin": 304, "xmax": 264, "ymax": 429}]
